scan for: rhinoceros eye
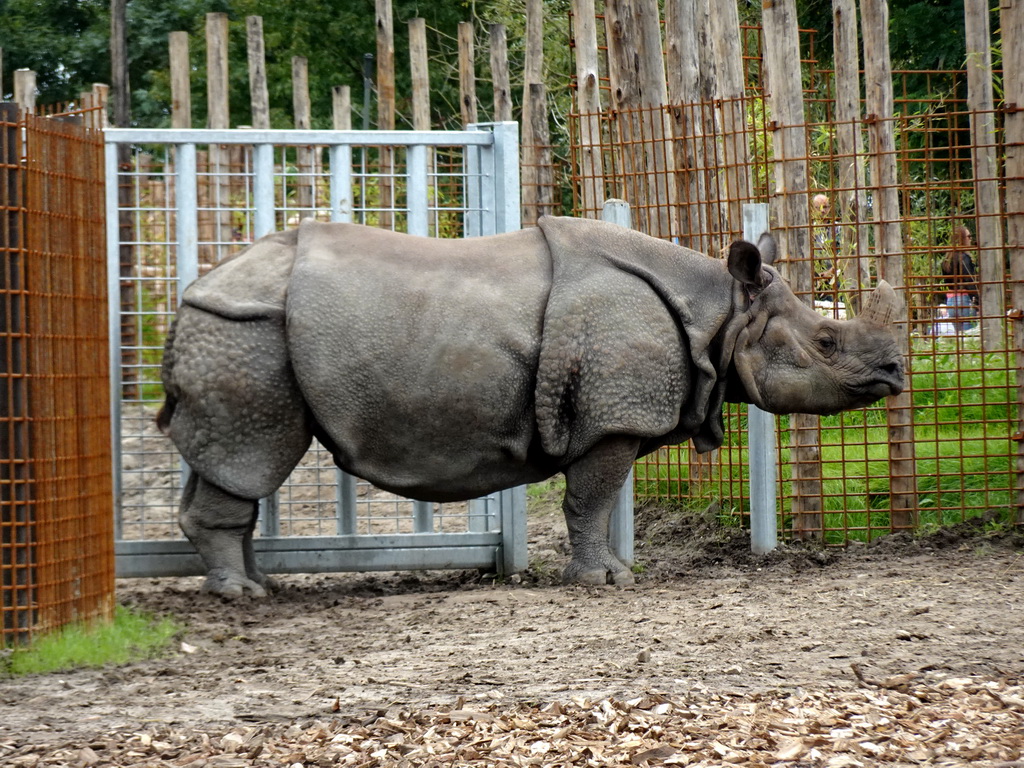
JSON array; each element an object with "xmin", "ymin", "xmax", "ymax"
[{"xmin": 816, "ymin": 333, "xmax": 837, "ymax": 356}]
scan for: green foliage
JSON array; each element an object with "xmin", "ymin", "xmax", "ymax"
[{"xmin": 2, "ymin": 606, "xmax": 181, "ymax": 677}]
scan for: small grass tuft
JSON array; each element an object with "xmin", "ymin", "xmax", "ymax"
[{"xmin": 2, "ymin": 606, "xmax": 182, "ymax": 677}]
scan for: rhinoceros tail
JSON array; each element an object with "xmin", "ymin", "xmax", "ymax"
[{"xmin": 156, "ymin": 394, "xmax": 177, "ymax": 435}]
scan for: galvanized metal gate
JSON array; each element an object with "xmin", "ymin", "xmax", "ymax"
[{"xmin": 104, "ymin": 124, "xmax": 528, "ymax": 579}]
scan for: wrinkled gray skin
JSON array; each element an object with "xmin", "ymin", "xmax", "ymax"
[{"xmin": 159, "ymin": 217, "xmax": 904, "ymax": 596}]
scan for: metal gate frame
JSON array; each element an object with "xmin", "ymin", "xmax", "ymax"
[{"xmin": 105, "ymin": 124, "xmax": 528, "ymax": 579}]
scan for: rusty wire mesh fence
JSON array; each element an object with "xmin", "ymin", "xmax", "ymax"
[
  {"xmin": 0, "ymin": 103, "xmax": 113, "ymax": 643},
  {"xmin": 567, "ymin": 28, "xmax": 1022, "ymax": 544}
]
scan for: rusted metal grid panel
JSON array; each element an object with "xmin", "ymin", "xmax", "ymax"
[
  {"xmin": 1, "ymin": 103, "xmax": 34, "ymax": 642},
  {"xmin": 14, "ymin": 113, "xmax": 113, "ymax": 640},
  {"xmin": 591, "ymin": 65, "xmax": 1018, "ymax": 542}
]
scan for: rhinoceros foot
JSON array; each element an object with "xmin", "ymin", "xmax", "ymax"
[
  {"xmin": 201, "ymin": 568, "xmax": 272, "ymax": 599},
  {"xmin": 562, "ymin": 555, "xmax": 635, "ymax": 586}
]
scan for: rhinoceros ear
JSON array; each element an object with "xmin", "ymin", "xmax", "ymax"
[
  {"xmin": 756, "ymin": 233, "xmax": 777, "ymax": 265},
  {"xmin": 727, "ymin": 240, "xmax": 764, "ymax": 287}
]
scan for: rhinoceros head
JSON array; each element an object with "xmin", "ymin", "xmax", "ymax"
[{"xmin": 724, "ymin": 234, "xmax": 905, "ymax": 415}]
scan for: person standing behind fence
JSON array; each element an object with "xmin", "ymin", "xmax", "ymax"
[{"xmin": 940, "ymin": 225, "xmax": 979, "ymax": 333}]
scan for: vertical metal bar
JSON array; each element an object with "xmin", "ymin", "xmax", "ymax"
[
  {"xmin": 253, "ymin": 143, "xmax": 275, "ymax": 238},
  {"xmin": 498, "ymin": 487, "xmax": 528, "ymax": 575},
  {"xmin": 251, "ymin": 142, "xmax": 280, "ymax": 536},
  {"xmin": 476, "ymin": 128, "xmax": 496, "ymax": 237},
  {"xmin": 602, "ymin": 199, "xmax": 635, "ymax": 566},
  {"xmin": 329, "ymin": 143, "xmax": 353, "ymax": 224},
  {"xmin": 413, "ymin": 501, "xmax": 434, "ymax": 533},
  {"xmin": 105, "ymin": 140, "xmax": 125, "ymax": 537},
  {"xmin": 329, "ymin": 141, "xmax": 359, "ymax": 535},
  {"xmin": 337, "ymin": 472, "xmax": 357, "ymax": 536},
  {"xmin": 743, "ymin": 203, "xmax": 779, "ymax": 555},
  {"xmin": 491, "ymin": 121, "xmax": 521, "ymax": 234},
  {"xmin": 464, "ymin": 136, "xmax": 482, "ymax": 237},
  {"xmin": 176, "ymin": 144, "xmax": 199, "ymax": 290},
  {"xmin": 407, "ymin": 143, "xmax": 428, "ymax": 236}
]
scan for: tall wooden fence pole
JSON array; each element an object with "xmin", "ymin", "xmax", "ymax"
[
  {"xmin": 246, "ymin": 16, "xmax": 271, "ymax": 130},
  {"xmin": 665, "ymin": 0, "xmax": 706, "ymax": 252},
  {"xmin": 205, "ymin": 12, "xmax": 231, "ymax": 261},
  {"xmin": 762, "ymin": 0, "xmax": 822, "ymax": 537},
  {"xmin": 169, "ymin": 32, "xmax": 192, "ymax": 129},
  {"xmin": 376, "ymin": 0, "xmax": 395, "ymax": 229},
  {"xmin": 521, "ymin": 0, "xmax": 549, "ymax": 226},
  {"xmin": 292, "ymin": 56, "xmax": 315, "ymax": 215},
  {"xmin": 1000, "ymin": 0, "xmax": 1024, "ymax": 523},
  {"xmin": 570, "ymin": 0, "xmax": 605, "ymax": 219},
  {"xmin": 832, "ymin": 0, "xmax": 871, "ymax": 295},
  {"xmin": 409, "ymin": 18, "xmax": 431, "ymax": 130},
  {"xmin": 861, "ymin": 0, "xmax": 917, "ymax": 530},
  {"xmin": 489, "ymin": 24, "xmax": 512, "ymax": 123},
  {"xmin": 707, "ymin": 0, "xmax": 749, "ymax": 242},
  {"xmin": 458, "ymin": 21, "xmax": 478, "ymax": 127},
  {"xmin": 604, "ymin": 0, "xmax": 676, "ymax": 238},
  {"xmin": 964, "ymin": 0, "xmax": 1004, "ymax": 351}
]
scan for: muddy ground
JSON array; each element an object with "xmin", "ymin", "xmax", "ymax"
[{"xmin": 2, "ymin": 496, "xmax": 1023, "ymax": 766}]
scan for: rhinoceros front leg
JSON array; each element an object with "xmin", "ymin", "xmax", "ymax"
[
  {"xmin": 561, "ymin": 436, "xmax": 641, "ymax": 586},
  {"xmin": 179, "ymin": 472, "xmax": 273, "ymax": 598}
]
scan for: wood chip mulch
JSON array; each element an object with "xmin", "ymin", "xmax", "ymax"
[{"xmin": 3, "ymin": 673, "xmax": 1022, "ymax": 767}]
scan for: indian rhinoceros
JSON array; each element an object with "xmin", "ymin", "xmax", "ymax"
[{"xmin": 158, "ymin": 216, "xmax": 904, "ymax": 596}]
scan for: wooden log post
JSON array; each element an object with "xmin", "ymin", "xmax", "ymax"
[
  {"xmin": 13, "ymin": 69, "xmax": 36, "ymax": 112},
  {"xmin": 861, "ymin": 0, "xmax": 917, "ymax": 530},
  {"xmin": 376, "ymin": 0, "xmax": 395, "ymax": 229},
  {"xmin": 246, "ymin": 17, "xmax": 271, "ymax": 130},
  {"xmin": 333, "ymin": 86, "xmax": 352, "ymax": 131},
  {"xmin": 604, "ymin": 0, "xmax": 676, "ymax": 239},
  {"xmin": 999, "ymin": 0, "xmax": 1024, "ymax": 522},
  {"xmin": 205, "ymin": 12, "xmax": 232, "ymax": 263},
  {"xmin": 458, "ymin": 21, "xmax": 478, "ymax": 127},
  {"xmin": 409, "ymin": 18, "xmax": 432, "ymax": 130},
  {"xmin": 521, "ymin": 0, "xmax": 551, "ymax": 226},
  {"xmin": 832, "ymin": 0, "xmax": 872, "ymax": 297},
  {"xmin": 169, "ymin": 32, "xmax": 192, "ymax": 129},
  {"xmin": 489, "ymin": 24, "xmax": 512, "ymax": 123},
  {"xmin": 524, "ymin": 83, "xmax": 554, "ymax": 224},
  {"xmin": 292, "ymin": 56, "xmax": 315, "ymax": 215},
  {"xmin": 707, "ymin": 0, "xmax": 750, "ymax": 243},
  {"xmin": 570, "ymin": 0, "xmax": 605, "ymax": 219},
  {"xmin": 964, "ymin": 0, "xmax": 1005, "ymax": 351},
  {"xmin": 665, "ymin": 0, "xmax": 706, "ymax": 252},
  {"xmin": 762, "ymin": 0, "xmax": 823, "ymax": 538}
]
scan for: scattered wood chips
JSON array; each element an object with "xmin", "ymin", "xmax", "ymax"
[{"xmin": 3, "ymin": 674, "xmax": 1022, "ymax": 767}]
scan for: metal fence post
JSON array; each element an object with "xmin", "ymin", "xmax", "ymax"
[
  {"xmin": 601, "ymin": 199, "xmax": 635, "ymax": 566},
  {"xmin": 742, "ymin": 203, "xmax": 779, "ymax": 554}
]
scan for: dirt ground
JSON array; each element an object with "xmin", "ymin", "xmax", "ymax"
[{"xmin": 2, "ymin": 497, "xmax": 1023, "ymax": 767}]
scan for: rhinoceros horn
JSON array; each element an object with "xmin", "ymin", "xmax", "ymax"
[{"xmin": 859, "ymin": 280, "xmax": 897, "ymax": 325}]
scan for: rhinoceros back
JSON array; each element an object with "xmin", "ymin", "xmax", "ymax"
[{"xmin": 286, "ymin": 220, "xmax": 554, "ymax": 500}]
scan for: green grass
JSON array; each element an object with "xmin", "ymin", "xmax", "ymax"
[
  {"xmin": 635, "ymin": 343, "xmax": 1019, "ymax": 543},
  {"xmin": 2, "ymin": 606, "xmax": 181, "ymax": 677}
]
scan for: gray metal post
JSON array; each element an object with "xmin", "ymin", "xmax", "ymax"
[
  {"xmin": 253, "ymin": 143, "xmax": 276, "ymax": 237},
  {"xmin": 328, "ymin": 143, "xmax": 353, "ymax": 223},
  {"xmin": 329, "ymin": 141, "xmax": 358, "ymax": 535},
  {"xmin": 407, "ymin": 143, "xmax": 429, "ymax": 236},
  {"xmin": 105, "ymin": 140, "xmax": 125, "ymax": 535},
  {"xmin": 742, "ymin": 203, "xmax": 778, "ymax": 554},
  {"xmin": 491, "ymin": 121, "xmax": 521, "ymax": 234},
  {"xmin": 601, "ymin": 199, "xmax": 635, "ymax": 566}
]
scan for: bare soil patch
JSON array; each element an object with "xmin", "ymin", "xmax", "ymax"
[{"xmin": 2, "ymin": 500, "xmax": 1022, "ymax": 766}]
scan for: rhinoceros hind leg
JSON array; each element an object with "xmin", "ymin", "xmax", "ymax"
[
  {"xmin": 179, "ymin": 472, "xmax": 272, "ymax": 598},
  {"xmin": 560, "ymin": 436, "xmax": 641, "ymax": 586}
]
